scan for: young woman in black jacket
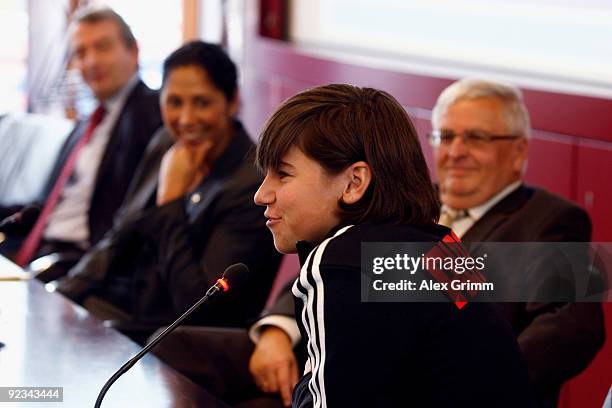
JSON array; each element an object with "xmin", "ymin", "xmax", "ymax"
[{"xmin": 254, "ymin": 84, "xmax": 535, "ymax": 407}]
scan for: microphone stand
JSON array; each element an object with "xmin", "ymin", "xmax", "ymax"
[{"xmin": 93, "ymin": 284, "xmax": 222, "ymax": 408}]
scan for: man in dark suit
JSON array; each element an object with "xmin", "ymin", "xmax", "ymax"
[
  {"xmin": 152, "ymin": 78, "xmax": 605, "ymax": 408},
  {"xmin": 428, "ymin": 77, "xmax": 604, "ymax": 404},
  {"xmin": 0, "ymin": 7, "xmax": 161, "ymax": 270}
]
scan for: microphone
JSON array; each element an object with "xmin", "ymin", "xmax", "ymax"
[
  {"xmin": 94, "ymin": 263, "xmax": 249, "ymax": 408},
  {"xmin": 0, "ymin": 206, "xmax": 41, "ymax": 233}
]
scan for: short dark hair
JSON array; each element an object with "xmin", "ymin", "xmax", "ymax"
[
  {"xmin": 162, "ymin": 41, "xmax": 238, "ymax": 101},
  {"xmin": 72, "ymin": 7, "xmax": 137, "ymax": 49},
  {"xmin": 256, "ymin": 84, "xmax": 440, "ymax": 226}
]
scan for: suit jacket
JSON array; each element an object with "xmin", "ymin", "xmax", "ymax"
[
  {"xmin": 56, "ymin": 127, "xmax": 173, "ymax": 297},
  {"xmin": 58, "ymin": 122, "xmax": 282, "ymax": 328},
  {"xmin": 461, "ymin": 185, "xmax": 604, "ymax": 394},
  {"xmin": 41, "ymin": 80, "xmax": 162, "ymax": 246}
]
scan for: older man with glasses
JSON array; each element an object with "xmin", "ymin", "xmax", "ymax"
[
  {"xmin": 429, "ymin": 77, "xmax": 604, "ymax": 407},
  {"xmin": 429, "ymin": 78, "xmax": 531, "ymax": 231}
]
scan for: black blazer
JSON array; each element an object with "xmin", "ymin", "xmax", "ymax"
[
  {"xmin": 42, "ymin": 80, "xmax": 162, "ymax": 246},
  {"xmin": 461, "ymin": 185, "xmax": 605, "ymax": 393},
  {"xmin": 56, "ymin": 127, "xmax": 173, "ymax": 301},
  {"xmin": 59, "ymin": 122, "xmax": 282, "ymax": 328}
]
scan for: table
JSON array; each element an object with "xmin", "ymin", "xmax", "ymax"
[{"xmin": 0, "ymin": 256, "xmax": 228, "ymax": 407}]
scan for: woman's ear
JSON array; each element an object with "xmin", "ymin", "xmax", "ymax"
[{"xmin": 342, "ymin": 161, "xmax": 372, "ymax": 204}]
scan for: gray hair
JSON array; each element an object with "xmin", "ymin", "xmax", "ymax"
[
  {"xmin": 431, "ymin": 78, "xmax": 531, "ymax": 138},
  {"xmin": 71, "ymin": 6, "xmax": 137, "ymax": 49}
]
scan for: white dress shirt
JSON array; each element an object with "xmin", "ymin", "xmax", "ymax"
[
  {"xmin": 249, "ymin": 314, "xmax": 301, "ymax": 346},
  {"xmin": 44, "ymin": 74, "xmax": 139, "ymax": 247},
  {"xmin": 441, "ymin": 180, "xmax": 522, "ymax": 238}
]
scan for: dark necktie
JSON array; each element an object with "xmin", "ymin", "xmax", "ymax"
[{"xmin": 15, "ymin": 105, "xmax": 106, "ymax": 267}]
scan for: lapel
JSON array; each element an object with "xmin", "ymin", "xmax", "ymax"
[
  {"xmin": 187, "ymin": 177, "xmax": 224, "ymax": 224},
  {"xmin": 121, "ymin": 128, "xmax": 173, "ymax": 219},
  {"xmin": 186, "ymin": 122, "xmax": 254, "ymax": 224},
  {"xmin": 462, "ymin": 185, "xmax": 530, "ymax": 249},
  {"xmin": 92, "ymin": 80, "xmax": 145, "ymax": 196}
]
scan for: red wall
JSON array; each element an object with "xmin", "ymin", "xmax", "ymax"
[{"xmin": 241, "ymin": 36, "xmax": 612, "ymax": 407}]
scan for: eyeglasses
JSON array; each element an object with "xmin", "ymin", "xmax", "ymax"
[{"xmin": 428, "ymin": 129, "xmax": 521, "ymax": 148}]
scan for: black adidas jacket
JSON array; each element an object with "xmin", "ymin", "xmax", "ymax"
[{"xmin": 291, "ymin": 222, "xmax": 535, "ymax": 408}]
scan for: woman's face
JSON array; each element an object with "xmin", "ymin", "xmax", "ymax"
[
  {"xmin": 254, "ymin": 146, "xmax": 348, "ymax": 254},
  {"xmin": 160, "ymin": 65, "xmax": 237, "ymax": 153}
]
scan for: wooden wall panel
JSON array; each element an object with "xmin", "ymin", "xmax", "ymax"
[
  {"xmin": 523, "ymin": 90, "xmax": 612, "ymax": 144},
  {"xmin": 576, "ymin": 139, "xmax": 612, "ymax": 241},
  {"xmin": 558, "ymin": 303, "xmax": 612, "ymax": 408},
  {"xmin": 524, "ymin": 133, "xmax": 576, "ymax": 201}
]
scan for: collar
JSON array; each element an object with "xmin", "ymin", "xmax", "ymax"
[
  {"xmin": 186, "ymin": 120, "xmax": 253, "ymax": 220},
  {"xmin": 100, "ymin": 73, "xmax": 140, "ymax": 114},
  {"xmin": 442, "ymin": 180, "xmax": 522, "ymax": 222},
  {"xmin": 295, "ymin": 222, "xmax": 353, "ymax": 266},
  {"xmin": 296, "ymin": 241, "xmax": 315, "ymax": 266},
  {"xmin": 203, "ymin": 120, "xmax": 251, "ymax": 179}
]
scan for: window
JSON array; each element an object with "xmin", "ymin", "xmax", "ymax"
[
  {"xmin": 0, "ymin": 0, "xmax": 28, "ymax": 113},
  {"xmin": 290, "ymin": 0, "xmax": 612, "ymax": 98}
]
